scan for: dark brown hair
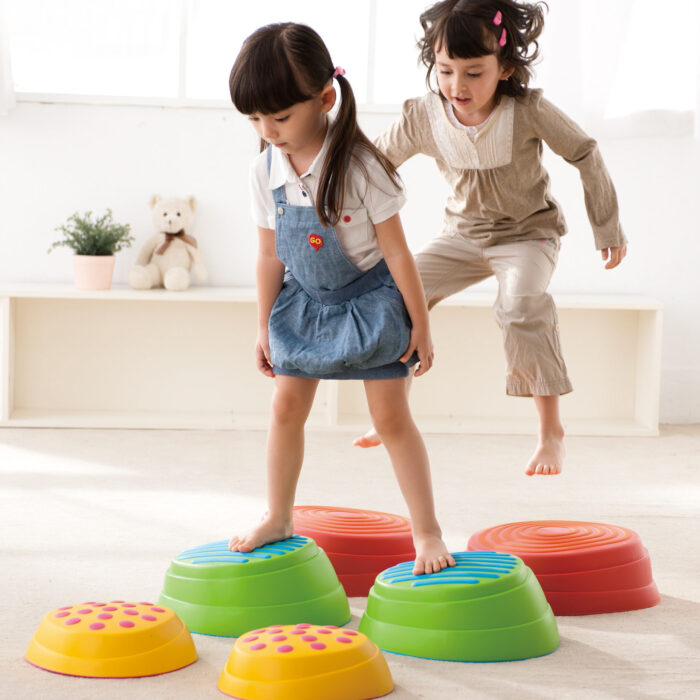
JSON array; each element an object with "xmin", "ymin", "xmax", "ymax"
[
  {"xmin": 230, "ymin": 23, "xmax": 400, "ymax": 228},
  {"xmin": 418, "ymin": 0, "xmax": 547, "ymax": 98}
]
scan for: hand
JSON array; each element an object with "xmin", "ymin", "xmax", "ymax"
[
  {"xmin": 601, "ymin": 245, "xmax": 627, "ymax": 269},
  {"xmin": 400, "ymin": 326, "xmax": 434, "ymax": 377},
  {"xmin": 255, "ymin": 330, "xmax": 275, "ymax": 378}
]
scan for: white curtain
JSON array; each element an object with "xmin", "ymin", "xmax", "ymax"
[{"xmin": 0, "ymin": 0, "xmax": 16, "ymax": 115}]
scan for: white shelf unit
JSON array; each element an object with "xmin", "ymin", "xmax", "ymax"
[{"xmin": 0, "ymin": 284, "xmax": 662, "ymax": 435}]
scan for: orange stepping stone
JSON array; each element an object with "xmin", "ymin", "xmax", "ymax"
[
  {"xmin": 293, "ymin": 506, "xmax": 415, "ymax": 596},
  {"xmin": 468, "ymin": 521, "xmax": 660, "ymax": 615}
]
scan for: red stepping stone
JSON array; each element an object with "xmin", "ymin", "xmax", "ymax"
[
  {"xmin": 467, "ymin": 520, "xmax": 660, "ymax": 615},
  {"xmin": 293, "ymin": 505, "xmax": 415, "ymax": 597}
]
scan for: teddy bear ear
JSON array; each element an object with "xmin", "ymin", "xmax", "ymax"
[
  {"xmin": 149, "ymin": 195, "xmax": 161, "ymax": 209},
  {"xmin": 187, "ymin": 196, "xmax": 197, "ymax": 212}
]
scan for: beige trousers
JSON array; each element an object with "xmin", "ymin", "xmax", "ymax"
[{"xmin": 416, "ymin": 234, "xmax": 573, "ymax": 397}]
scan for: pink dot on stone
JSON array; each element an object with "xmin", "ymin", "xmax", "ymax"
[
  {"xmin": 54, "ymin": 612, "xmax": 70, "ymax": 618},
  {"xmin": 270, "ymin": 635, "xmax": 287, "ymax": 642},
  {"xmin": 301, "ymin": 635, "xmax": 317, "ymax": 642},
  {"xmin": 89, "ymin": 623, "xmax": 105, "ymax": 631},
  {"xmin": 65, "ymin": 618, "xmax": 81, "ymax": 625},
  {"xmin": 103, "ymin": 606, "xmax": 118, "ymax": 612},
  {"xmin": 121, "ymin": 603, "xmax": 136, "ymax": 608},
  {"xmin": 242, "ymin": 636, "xmax": 259, "ymax": 643},
  {"xmin": 110, "ymin": 600, "xmax": 125, "ymax": 604},
  {"xmin": 268, "ymin": 628, "xmax": 283, "ymax": 633},
  {"xmin": 316, "ymin": 629, "xmax": 331, "ymax": 634},
  {"xmin": 119, "ymin": 620, "xmax": 135, "ymax": 628},
  {"xmin": 343, "ymin": 631, "xmax": 358, "ymax": 636},
  {"xmin": 249, "ymin": 643, "xmax": 266, "ymax": 651},
  {"xmin": 336, "ymin": 637, "xmax": 352, "ymax": 644},
  {"xmin": 310, "ymin": 643, "xmax": 326, "ymax": 650},
  {"xmin": 251, "ymin": 628, "xmax": 267, "ymax": 634},
  {"xmin": 93, "ymin": 603, "xmax": 106, "ymax": 607},
  {"xmin": 141, "ymin": 615, "xmax": 157, "ymax": 622},
  {"xmin": 58, "ymin": 606, "xmax": 72, "ymax": 611},
  {"xmin": 76, "ymin": 609, "xmax": 92, "ymax": 614},
  {"xmin": 97, "ymin": 614, "xmax": 113, "ymax": 620},
  {"xmin": 276, "ymin": 645, "xmax": 294, "ymax": 653},
  {"xmin": 290, "ymin": 630, "xmax": 305, "ymax": 635},
  {"xmin": 323, "ymin": 625, "xmax": 338, "ymax": 629},
  {"xmin": 150, "ymin": 607, "xmax": 166, "ymax": 613},
  {"xmin": 295, "ymin": 623, "xmax": 311, "ymax": 628},
  {"xmin": 123, "ymin": 609, "xmax": 139, "ymax": 616},
  {"xmin": 139, "ymin": 602, "xmax": 153, "ymax": 606}
]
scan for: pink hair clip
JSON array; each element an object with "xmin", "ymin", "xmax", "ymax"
[
  {"xmin": 499, "ymin": 29, "xmax": 507, "ymax": 47},
  {"xmin": 493, "ymin": 10, "xmax": 502, "ymax": 25},
  {"xmin": 332, "ymin": 66, "xmax": 346, "ymax": 78}
]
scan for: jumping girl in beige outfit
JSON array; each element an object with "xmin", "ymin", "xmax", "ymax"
[{"xmin": 355, "ymin": 0, "xmax": 628, "ymax": 475}]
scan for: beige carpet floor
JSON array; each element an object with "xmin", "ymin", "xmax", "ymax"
[{"xmin": 1, "ymin": 425, "xmax": 699, "ymax": 699}]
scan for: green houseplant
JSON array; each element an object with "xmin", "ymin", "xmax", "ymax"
[{"xmin": 49, "ymin": 210, "xmax": 134, "ymax": 290}]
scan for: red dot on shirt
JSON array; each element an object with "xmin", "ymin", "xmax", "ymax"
[{"xmin": 343, "ymin": 215, "xmax": 351, "ymax": 222}]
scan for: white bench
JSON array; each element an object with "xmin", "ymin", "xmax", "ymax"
[{"xmin": 0, "ymin": 284, "xmax": 662, "ymax": 435}]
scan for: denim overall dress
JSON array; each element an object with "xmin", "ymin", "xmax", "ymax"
[{"xmin": 266, "ymin": 148, "xmax": 417, "ymax": 380}]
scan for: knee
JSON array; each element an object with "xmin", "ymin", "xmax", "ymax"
[
  {"xmin": 493, "ymin": 293, "xmax": 553, "ymax": 328},
  {"xmin": 369, "ymin": 399, "xmax": 409, "ymax": 438},
  {"xmin": 270, "ymin": 387, "xmax": 309, "ymax": 426}
]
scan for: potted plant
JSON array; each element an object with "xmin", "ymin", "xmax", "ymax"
[{"xmin": 49, "ymin": 209, "xmax": 134, "ymax": 290}]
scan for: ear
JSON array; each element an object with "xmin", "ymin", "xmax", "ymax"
[
  {"xmin": 500, "ymin": 65, "xmax": 515, "ymax": 81},
  {"xmin": 149, "ymin": 195, "xmax": 161, "ymax": 209},
  {"xmin": 187, "ymin": 196, "xmax": 197, "ymax": 212},
  {"xmin": 319, "ymin": 83, "xmax": 336, "ymax": 115}
]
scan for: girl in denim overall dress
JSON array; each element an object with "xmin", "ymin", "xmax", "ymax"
[{"xmin": 228, "ymin": 23, "xmax": 455, "ymax": 575}]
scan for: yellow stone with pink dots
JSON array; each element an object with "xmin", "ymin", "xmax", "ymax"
[
  {"xmin": 218, "ymin": 623, "xmax": 393, "ymax": 699},
  {"xmin": 25, "ymin": 600, "xmax": 197, "ymax": 678}
]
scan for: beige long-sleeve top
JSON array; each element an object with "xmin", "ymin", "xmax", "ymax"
[{"xmin": 376, "ymin": 88, "xmax": 627, "ymax": 250}]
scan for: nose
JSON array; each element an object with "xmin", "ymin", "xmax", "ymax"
[{"xmin": 260, "ymin": 120, "xmax": 277, "ymax": 141}]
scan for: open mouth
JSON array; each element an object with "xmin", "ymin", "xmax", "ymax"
[{"xmin": 453, "ymin": 97, "xmax": 471, "ymax": 106}]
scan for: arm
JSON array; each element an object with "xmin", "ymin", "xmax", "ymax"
[
  {"xmin": 529, "ymin": 92, "xmax": 628, "ymax": 267},
  {"xmin": 374, "ymin": 98, "xmax": 424, "ymax": 168},
  {"xmin": 135, "ymin": 234, "xmax": 162, "ymax": 266},
  {"xmin": 255, "ymin": 226, "xmax": 285, "ymax": 377},
  {"xmin": 374, "ymin": 213, "xmax": 433, "ymax": 377}
]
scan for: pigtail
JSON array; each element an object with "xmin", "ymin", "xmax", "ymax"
[
  {"xmin": 494, "ymin": 0, "xmax": 547, "ymax": 97},
  {"xmin": 318, "ymin": 73, "xmax": 401, "ymax": 228}
]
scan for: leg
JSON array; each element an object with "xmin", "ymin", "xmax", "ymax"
[
  {"xmin": 229, "ymin": 375, "xmax": 319, "ymax": 551},
  {"xmin": 525, "ymin": 394, "xmax": 566, "ymax": 476},
  {"xmin": 353, "ymin": 233, "xmax": 491, "ymax": 448},
  {"xmin": 488, "ymin": 239, "xmax": 572, "ymax": 476},
  {"xmin": 364, "ymin": 378, "xmax": 456, "ymax": 575}
]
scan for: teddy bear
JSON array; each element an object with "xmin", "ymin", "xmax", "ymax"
[{"xmin": 128, "ymin": 195, "xmax": 207, "ymax": 291}]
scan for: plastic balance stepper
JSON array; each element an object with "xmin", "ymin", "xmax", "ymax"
[
  {"xmin": 293, "ymin": 505, "xmax": 415, "ymax": 597},
  {"xmin": 468, "ymin": 521, "xmax": 660, "ymax": 615},
  {"xmin": 359, "ymin": 551, "xmax": 559, "ymax": 662},
  {"xmin": 218, "ymin": 623, "xmax": 394, "ymax": 700},
  {"xmin": 158, "ymin": 536, "xmax": 350, "ymax": 637},
  {"xmin": 25, "ymin": 601, "xmax": 197, "ymax": 678}
]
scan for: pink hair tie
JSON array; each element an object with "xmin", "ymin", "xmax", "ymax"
[
  {"xmin": 332, "ymin": 66, "xmax": 346, "ymax": 78},
  {"xmin": 499, "ymin": 28, "xmax": 507, "ymax": 46},
  {"xmin": 493, "ymin": 10, "xmax": 502, "ymax": 25}
]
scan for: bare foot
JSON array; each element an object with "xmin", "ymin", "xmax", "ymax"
[
  {"xmin": 352, "ymin": 428, "xmax": 383, "ymax": 448},
  {"xmin": 525, "ymin": 430, "xmax": 565, "ymax": 476},
  {"xmin": 229, "ymin": 514, "xmax": 294, "ymax": 553},
  {"xmin": 412, "ymin": 533, "xmax": 456, "ymax": 575}
]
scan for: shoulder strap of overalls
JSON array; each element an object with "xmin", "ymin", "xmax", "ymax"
[{"xmin": 267, "ymin": 146, "xmax": 287, "ymax": 207}]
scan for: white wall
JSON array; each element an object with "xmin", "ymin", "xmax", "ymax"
[{"xmin": 1, "ymin": 101, "xmax": 699, "ymax": 423}]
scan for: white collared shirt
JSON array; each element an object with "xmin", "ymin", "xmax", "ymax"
[{"xmin": 249, "ymin": 128, "xmax": 406, "ymax": 271}]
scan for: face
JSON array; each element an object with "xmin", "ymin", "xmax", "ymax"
[
  {"xmin": 435, "ymin": 47, "xmax": 513, "ymax": 126},
  {"xmin": 248, "ymin": 85, "xmax": 336, "ymax": 164}
]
